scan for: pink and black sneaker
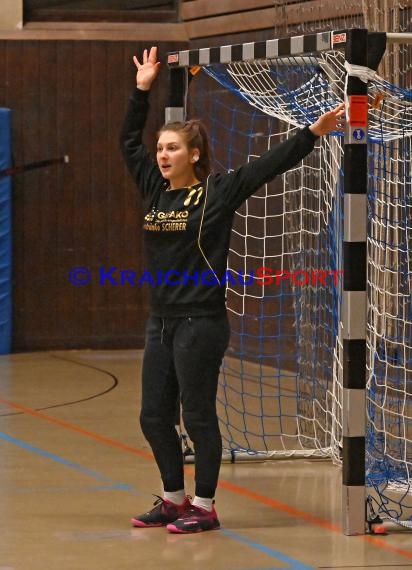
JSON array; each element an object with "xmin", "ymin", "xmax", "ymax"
[
  {"xmin": 131, "ymin": 495, "xmax": 191, "ymax": 528},
  {"xmin": 166, "ymin": 503, "xmax": 220, "ymax": 533}
]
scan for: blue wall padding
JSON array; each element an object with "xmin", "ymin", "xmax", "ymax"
[{"xmin": 0, "ymin": 108, "xmax": 12, "ymax": 354}]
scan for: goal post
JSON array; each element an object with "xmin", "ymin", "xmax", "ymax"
[
  {"xmin": 342, "ymin": 27, "xmax": 374, "ymax": 537},
  {"xmin": 166, "ymin": 28, "xmax": 412, "ymax": 535}
]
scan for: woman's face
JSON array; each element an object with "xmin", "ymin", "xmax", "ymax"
[{"xmin": 156, "ymin": 130, "xmax": 197, "ymax": 185}]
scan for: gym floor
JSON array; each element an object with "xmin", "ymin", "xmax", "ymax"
[{"xmin": 0, "ymin": 349, "xmax": 411, "ymax": 570}]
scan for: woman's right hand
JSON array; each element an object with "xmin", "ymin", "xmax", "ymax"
[{"xmin": 133, "ymin": 46, "xmax": 161, "ymax": 91}]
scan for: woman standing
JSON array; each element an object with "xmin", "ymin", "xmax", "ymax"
[{"xmin": 120, "ymin": 46, "xmax": 344, "ymax": 534}]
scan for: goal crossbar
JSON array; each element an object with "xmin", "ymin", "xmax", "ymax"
[{"xmin": 167, "ymin": 30, "xmax": 412, "ymax": 69}]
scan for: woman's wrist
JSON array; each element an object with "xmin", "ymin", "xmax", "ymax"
[
  {"xmin": 136, "ymin": 82, "xmax": 151, "ymax": 91},
  {"xmin": 308, "ymin": 123, "xmax": 322, "ymax": 137}
]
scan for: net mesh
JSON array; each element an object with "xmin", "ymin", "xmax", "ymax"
[{"xmin": 188, "ymin": 47, "xmax": 412, "ymax": 520}]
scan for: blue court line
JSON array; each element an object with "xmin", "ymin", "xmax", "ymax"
[
  {"xmin": 0, "ymin": 431, "xmax": 133, "ymax": 491},
  {"xmin": 1, "ymin": 430, "xmax": 315, "ymax": 568},
  {"xmin": 221, "ymin": 529, "xmax": 316, "ymax": 570},
  {"xmin": 0, "ymin": 483, "xmax": 132, "ymax": 494}
]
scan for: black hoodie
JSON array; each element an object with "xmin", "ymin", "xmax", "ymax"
[{"xmin": 120, "ymin": 88, "xmax": 318, "ymax": 317}]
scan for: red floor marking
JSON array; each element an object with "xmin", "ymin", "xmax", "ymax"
[
  {"xmin": 0, "ymin": 396, "xmax": 153, "ymax": 460},
  {"xmin": 1, "ymin": 394, "xmax": 411, "ymax": 559}
]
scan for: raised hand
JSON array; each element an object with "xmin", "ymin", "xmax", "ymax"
[
  {"xmin": 309, "ymin": 102, "xmax": 346, "ymax": 137},
  {"xmin": 133, "ymin": 46, "xmax": 161, "ymax": 91}
]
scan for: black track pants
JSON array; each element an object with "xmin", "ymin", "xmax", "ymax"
[{"xmin": 139, "ymin": 313, "xmax": 230, "ymax": 499}]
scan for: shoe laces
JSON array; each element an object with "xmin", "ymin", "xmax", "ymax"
[
  {"xmin": 149, "ymin": 494, "xmax": 192, "ymax": 512},
  {"xmin": 144, "ymin": 495, "xmax": 165, "ymax": 514}
]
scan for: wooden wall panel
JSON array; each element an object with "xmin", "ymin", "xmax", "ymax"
[
  {"xmin": 182, "ymin": 0, "xmax": 275, "ymax": 20},
  {"xmin": 182, "ymin": 0, "xmax": 412, "ymax": 40},
  {"xmin": 183, "ymin": 0, "xmax": 363, "ymax": 39},
  {"xmin": 71, "ymin": 41, "xmax": 92, "ymax": 346},
  {"xmin": 0, "ymin": 22, "xmax": 187, "ymax": 41},
  {"xmin": 0, "ymin": 39, "xmax": 186, "ymax": 350},
  {"xmin": 24, "ymin": 0, "xmax": 178, "ymax": 23}
]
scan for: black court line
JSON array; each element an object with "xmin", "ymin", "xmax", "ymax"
[{"xmin": 0, "ymin": 352, "xmax": 119, "ymax": 418}]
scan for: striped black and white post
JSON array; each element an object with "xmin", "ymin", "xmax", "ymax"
[
  {"xmin": 342, "ymin": 28, "xmax": 369, "ymax": 536},
  {"xmin": 165, "ymin": 65, "xmax": 186, "ymax": 123}
]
